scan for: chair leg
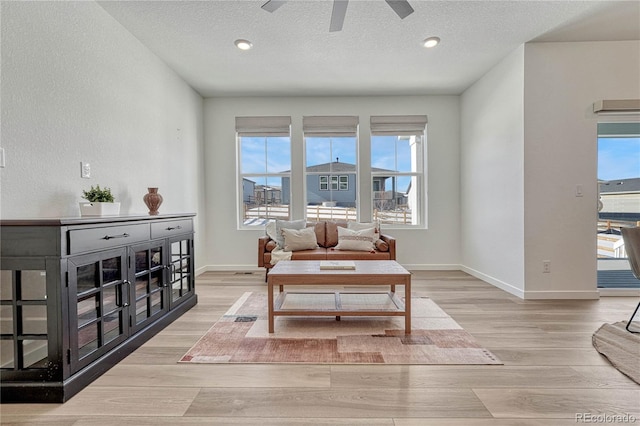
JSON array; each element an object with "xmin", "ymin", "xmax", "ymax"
[
  {"xmin": 626, "ymin": 301, "xmax": 640, "ymax": 333},
  {"xmin": 265, "ymin": 268, "xmax": 269, "ymax": 283}
]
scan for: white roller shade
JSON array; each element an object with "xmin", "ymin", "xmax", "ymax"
[
  {"xmin": 303, "ymin": 116, "xmax": 359, "ymax": 137},
  {"xmin": 235, "ymin": 116, "xmax": 291, "ymax": 136},
  {"xmin": 370, "ymin": 115, "xmax": 428, "ymax": 136}
]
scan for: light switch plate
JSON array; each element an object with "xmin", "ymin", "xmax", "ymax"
[
  {"xmin": 81, "ymin": 162, "xmax": 91, "ymax": 178},
  {"xmin": 0, "ymin": 147, "xmax": 5, "ymax": 168}
]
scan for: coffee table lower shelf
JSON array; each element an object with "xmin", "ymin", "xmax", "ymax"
[{"xmin": 270, "ymin": 290, "xmax": 408, "ymax": 333}]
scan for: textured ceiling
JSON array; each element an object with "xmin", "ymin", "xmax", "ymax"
[{"xmin": 97, "ymin": 0, "xmax": 640, "ymax": 97}]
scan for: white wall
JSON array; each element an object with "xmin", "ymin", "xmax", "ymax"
[
  {"xmin": 460, "ymin": 46, "xmax": 526, "ymax": 297},
  {"xmin": 0, "ymin": 1, "xmax": 207, "ymax": 267},
  {"xmin": 522, "ymin": 40, "xmax": 640, "ymax": 298},
  {"xmin": 203, "ymin": 96, "xmax": 460, "ymax": 271},
  {"xmin": 461, "ymin": 40, "xmax": 640, "ymax": 299}
]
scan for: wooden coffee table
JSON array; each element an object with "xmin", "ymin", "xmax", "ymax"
[{"xmin": 267, "ymin": 260, "xmax": 411, "ymax": 334}]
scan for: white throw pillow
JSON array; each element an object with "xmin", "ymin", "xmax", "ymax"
[
  {"xmin": 266, "ymin": 221, "xmax": 278, "ymax": 241},
  {"xmin": 348, "ymin": 221, "xmax": 381, "ymax": 235},
  {"xmin": 282, "ymin": 227, "xmax": 318, "ymax": 252},
  {"xmin": 335, "ymin": 226, "xmax": 376, "ymax": 252},
  {"xmin": 274, "ymin": 219, "xmax": 306, "ymax": 249}
]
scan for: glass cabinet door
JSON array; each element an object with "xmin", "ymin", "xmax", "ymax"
[
  {"xmin": 130, "ymin": 242, "xmax": 169, "ymax": 333},
  {"xmin": 68, "ymin": 248, "xmax": 129, "ymax": 373},
  {"xmin": 0, "ymin": 259, "xmax": 53, "ymax": 381},
  {"xmin": 168, "ymin": 236, "xmax": 195, "ymax": 308}
]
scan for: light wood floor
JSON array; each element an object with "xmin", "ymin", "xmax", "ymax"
[{"xmin": 2, "ymin": 270, "xmax": 639, "ymax": 425}]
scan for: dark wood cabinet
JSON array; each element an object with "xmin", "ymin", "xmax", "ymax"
[{"xmin": 0, "ymin": 214, "xmax": 197, "ymax": 403}]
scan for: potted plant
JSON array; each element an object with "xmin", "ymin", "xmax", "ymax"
[{"xmin": 79, "ymin": 185, "xmax": 121, "ymax": 216}]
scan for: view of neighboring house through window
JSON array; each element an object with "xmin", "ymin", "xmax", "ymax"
[
  {"xmin": 300, "ymin": 116, "xmax": 358, "ymax": 222},
  {"xmin": 236, "ymin": 116, "xmax": 291, "ymax": 227},
  {"xmin": 236, "ymin": 114, "xmax": 428, "ymax": 229},
  {"xmin": 370, "ymin": 115, "xmax": 427, "ymax": 226}
]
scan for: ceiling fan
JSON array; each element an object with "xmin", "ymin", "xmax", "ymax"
[{"xmin": 261, "ymin": 0, "xmax": 415, "ymax": 32}]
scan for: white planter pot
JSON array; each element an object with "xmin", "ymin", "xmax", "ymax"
[{"xmin": 79, "ymin": 202, "xmax": 121, "ymax": 217}]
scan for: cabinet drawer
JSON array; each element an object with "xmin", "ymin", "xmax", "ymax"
[
  {"xmin": 151, "ymin": 219, "xmax": 193, "ymax": 239},
  {"xmin": 69, "ymin": 224, "xmax": 150, "ymax": 255}
]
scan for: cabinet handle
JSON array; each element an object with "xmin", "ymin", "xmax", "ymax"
[
  {"xmin": 166, "ymin": 226, "xmax": 182, "ymax": 231},
  {"xmin": 122, "ymin": 280, "xmax": 131, "ymax": 307},
  {"xmin": 102, "ymin": 233, "xmax": 130, "ymax": 240}
]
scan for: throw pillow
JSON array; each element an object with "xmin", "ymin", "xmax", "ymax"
[
  {"xmin": 265, "ymin": 240, "xmax": 277, "ymax": 252},
  {"xmin": 274, "ymin": 219, "xmax": 306, "ymax": 249},
  {"xmin": 334, "ymin": 226, "xmax": 376, "ymax": 252},
  {"xmin": 348, "ymin": 221, "xmax": 381, "ymax": 235},
  {"xmin": 265, "ymin": 221, "xmax": 278, "ymax": 241},
  {"xmin": 282, "ymin": 227, "xmax": 319, "ymax": 252},
  {"xmin": 375, "ymin": 238, "xmax": 389, "ymax": 252}
]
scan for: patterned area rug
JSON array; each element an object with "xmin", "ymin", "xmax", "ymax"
[
  {"xmin": 592, "ymin": 322, "xmax": 640, "ymax": 384},
  {"xmin": 179, "ymin": 292, "xmax": 502, "ymax": 365}
]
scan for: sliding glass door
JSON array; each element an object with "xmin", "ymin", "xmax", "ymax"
[{"xmin": 597, "ymin": 121, "xmax": 640, "ymax": 289}]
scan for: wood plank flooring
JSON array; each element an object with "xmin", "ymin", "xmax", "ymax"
[{"xmin": 2, "ymin": 270, "xmax": 639, "ymax": 425}]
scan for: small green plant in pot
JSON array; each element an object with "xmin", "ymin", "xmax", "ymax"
[
  {"xmin": 82, "ymin": 185, "xmax": 115, "ymax": 203},
  {"xmin": 80, "ymin": 185, "xmax": 120, "ymax": 216}
]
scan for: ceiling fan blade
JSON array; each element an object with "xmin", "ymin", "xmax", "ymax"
[
  {"xmin": 261, "ymin": 0, "xmax": 287, "ymax": 13},
  {"xmin": 329, "ymin": 0, "xmax": 349, "ymax": 32},
  {"xmin": 385, "ymin": 0, "xmax": 414, "ymax": 19}
]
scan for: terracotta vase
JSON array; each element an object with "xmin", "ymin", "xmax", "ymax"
[{"xmin": 143, "ymin": 187, "xmax": 163, "ymax": 216}]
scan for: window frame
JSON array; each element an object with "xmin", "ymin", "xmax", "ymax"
[
  {"xmin": 303, "ymin": 116, "xmax": 359, "ymax": 222},
  {"xmin": 236, "ymin": 116, "xmax": 292, "ymax": 229},
  {"xmin": 370, "ymin": 115, "xmax": 428, "ymax": 228}
]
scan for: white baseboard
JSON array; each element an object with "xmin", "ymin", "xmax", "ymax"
[
  {"xmin": 522, "ymin": 290, "xmax": 600, "ymax": 300},
  {"xmin": 401, "ymin": 264, "xmax": 461, "ymax": 271},
  {"xmin": 599, "ymin": 288, "xmax": 640, "ymax": 297},
  {"xmin": 461, "ymin": 265, "xmax": 525, "ymax": 299},
  {"xmin": 196, "ymin": 265, "xmax": 262, "ymax": 276}
]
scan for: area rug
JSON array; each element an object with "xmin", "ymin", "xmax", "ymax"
[
  {"xmin": 592, "ymin": 322, "xmax": 640, "ymax": 384},
  {"xmin": 179, "ymin": 292, "xmax": 502, "ymax": 365}
]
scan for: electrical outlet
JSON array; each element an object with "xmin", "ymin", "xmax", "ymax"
[
  {"xmin": 81, "ymin": 162, "xmax": 91, "ymax": 179},
  {"xmin": 543, "ymin": 260, "xmax": 551, "ymax": 273}
]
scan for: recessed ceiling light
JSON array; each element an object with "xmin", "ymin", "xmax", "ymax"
[
  {"xmin": 234, "ymin": 39, "xmax": 253, "ymax": 50},
  {"xmin": 422, "ymin": 37, "xmax": 440, "ymax": 48}
]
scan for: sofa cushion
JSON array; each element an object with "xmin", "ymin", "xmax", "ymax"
[
  {"xmin": 325, "ymin": 221, "xmax": 349, "ymax": 247},
  {"xmin": 334, "ymin": 226, "xmax": 376, "ymax": 252},
  {"xmin": 290, "ymin": 248, "xmax": 329, "ymax": 261},
  {"xmin": 310, "ymin": 222, "xmax": 326, "ymax": 248},
  {"xmin": 282, "ymin": 227, "xmax": 318, "ymax": 252},
  {"xmin": 326, "ymin": 249, "xmax": 391, "ymax": 261}
]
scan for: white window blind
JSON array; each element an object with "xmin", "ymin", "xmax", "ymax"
[
  {"xmin": 235, "ymin": 116, "xmax": 291, "ymax": 136},
  {"xmin": 303, "ymin": 116, "xmax": 359, "ymax": 137},
  {"xmin": 370, "ymin": 115, "xmax": 428, "ymax": 136}
]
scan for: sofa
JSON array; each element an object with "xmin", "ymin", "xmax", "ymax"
[{"xmin": 258, "ymin": 220, "xmax": 396, "ymax": 280}]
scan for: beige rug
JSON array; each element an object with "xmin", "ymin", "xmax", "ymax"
[
  {"xmin": 179, "ymin": 292, "xmax": 501, "ymax": 365},
  {"xmin": 593, "ymin": 321, "xmax": 640, "ymax": 384}
]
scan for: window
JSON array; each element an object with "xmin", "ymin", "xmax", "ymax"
[
  {"xmin": 236, "ymin": 117, "xmax": 291, "ymax": 227},
  {"xmin": 319, "ymin": 175, "xmax": 348, "ymax": 191},
  {"xmin": 370, "ymin": 115, "xmax": 427, "ymax": 226},
  {"xmin": 304, "ymin": 116, "xmax": 358, "ymax": 222},
  {"xmin": 319, "ymin": 176, "xmax": 328, "ymax": 190},
  {"xmin": 339, "ymin": 175, "xmax": 348, "ymax": 190}
]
